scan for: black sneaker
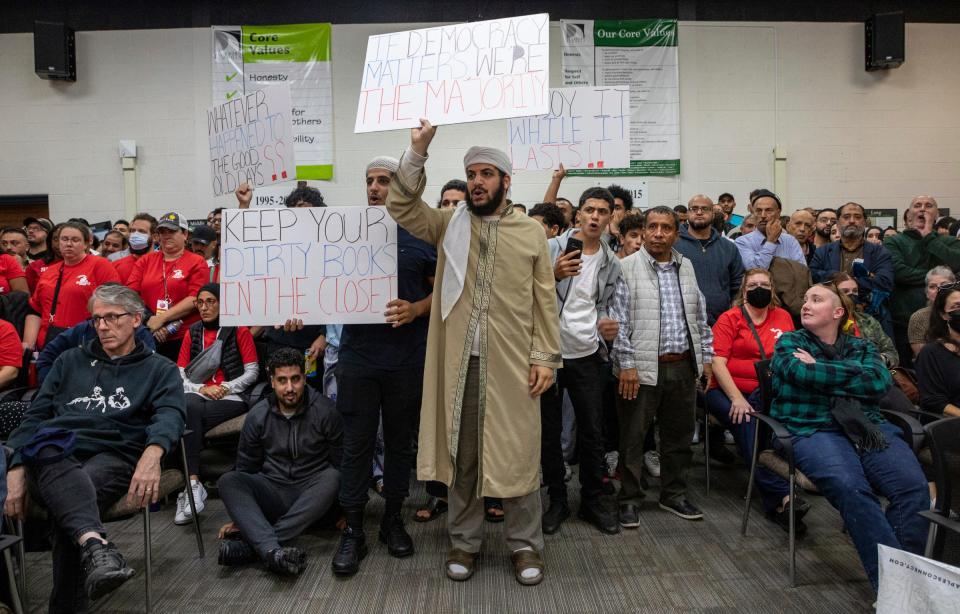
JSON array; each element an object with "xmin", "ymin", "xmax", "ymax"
[
  {"xmin": 331, "ymin": 527, "xmax": 367, "ymax": 576},
  {"xmin": 618, "ymin": 503, "xmax": 640, "ymax": 529},
  {"xmin": 578, "ymin": 499, "xmax": 620, "ymax": 535},
  {"xmin": 541, "ymin": 500, "xmax": 570, "ymax": 535},
  {"xmin": 767, "ymin": 508, "xmax": 808, "ymax": 536},
  {"xmin": 659, "ymin": 499, "xmax": 704, "ymax": 520},
  {"xmin": 266, "ymin": 547, "xmax": 306, "ymax": 576},
  {"xmin": 218, "ymin": 535, "xmax": 257, "ymax": 567},
  {"xmin": 80, "ymin": 539, "xmax": 135, "ymax": 601},
  {"xmin": 378, "ymin": 513, "xmax": 414, "ymax": 558}
]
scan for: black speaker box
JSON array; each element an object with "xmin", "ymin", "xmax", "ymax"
[
  {"xmin": 865, "ymin": 12, "xmax": 904, "ymax": 71},
  {"xmin": 34, "ymin": 21, "xmax": 76, "ymax": 81}
]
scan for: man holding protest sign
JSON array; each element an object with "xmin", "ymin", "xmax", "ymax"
[{"xmin": 386, "ymin": 120, "xmax": 561, "ymax": 586}]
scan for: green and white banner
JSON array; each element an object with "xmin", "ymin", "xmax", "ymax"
[
  {"xmin": 212, "ymin": 24, "xmax": 334, "ymax": 180},
  {"xmin": 560, "ymin": 19, "xmax": 679, "ymax": 176}
]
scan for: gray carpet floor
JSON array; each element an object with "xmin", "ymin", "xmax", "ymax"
[{"xmin": 21, "ymin": 453, "xmax": 877, "ymax": 613}]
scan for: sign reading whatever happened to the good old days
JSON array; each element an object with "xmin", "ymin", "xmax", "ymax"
[
  {"xmin": 355, "ymin": 14, "xmax": 550, "ymax": 132},
  {"xmin": 561, "ymin": 19, "xmax": 680, "ymax": 176},
  {"xmin": 208, "ymin": 85, "xmax": 297, "ymax": 197},
  {"xmin": 219, "ymin": 207, "xmax": 398, "ymax": 325},
  {"xmin": 507, "ymin": 86, "xmax": 631, "ymax": 172}
]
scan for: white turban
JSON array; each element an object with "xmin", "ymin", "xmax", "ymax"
[{"xmin": 463, "ymin": 146, "xmax": 511, "ymax": 176}]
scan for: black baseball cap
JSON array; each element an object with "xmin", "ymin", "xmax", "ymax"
[{"xmin": 190, "ymin": 225, "xmax": 217, "ymax": 245}]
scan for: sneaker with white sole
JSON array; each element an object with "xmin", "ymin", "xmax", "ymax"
[
  {"xmin": 643, "ymin": 450, "xmax": 661, "ymax": 478},
  {"xmin": 174, "ymin": 480, "xmax": 208, "ymax": 525}
]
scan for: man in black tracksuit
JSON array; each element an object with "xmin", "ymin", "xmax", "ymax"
[{"xmin": 216, "ymin": 347, "xmax": 342, "ymax": 576}]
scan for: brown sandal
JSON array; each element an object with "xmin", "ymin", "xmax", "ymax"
[
  {"xmin": 510, "ymin": 549, "xmax": 545, "ymax": 586},
  {"xmin": 445, "ymin": 548, "xmax": 476, "ymax": 581}
]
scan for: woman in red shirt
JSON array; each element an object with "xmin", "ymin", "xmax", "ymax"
[
  {"xmin": 706, "ymin": 268, "xmax": 802, "ymax": 532},
  {"xmin": 175, "ymin": 284, "xmax": 258, "ymax": 525},
  {"xmin": 23, "ymin": 222, "xmax": 120, "ymax": 350},
  {"xmin": 127, "ymin": 212, "xmax": 208, "ymax": 360},
  {"xmin": 25, "ymin": 224, "xmax": 63, "ymax": 293}
]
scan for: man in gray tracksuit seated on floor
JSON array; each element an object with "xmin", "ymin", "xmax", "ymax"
[{"xmin": 216, "ymin": 347, "xmax": 342, "ymax": 576}]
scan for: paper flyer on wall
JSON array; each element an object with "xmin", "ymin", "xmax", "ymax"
[
  {"xmin": 561, "ymin": 19, "xmax": 680, "ymax": 176},
  {"xmin": 212, "ymin": 23, "xmax": 334, "ymax": 180}
]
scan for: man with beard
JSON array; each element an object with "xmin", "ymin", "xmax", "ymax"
[
  {"xmin": 717, "ymin": 193, "xmax": 736, "ymax": 233},
  {"xmin": 813, "ymin": 208, "xmax": 837, "ymax": 250},
  {"xmin": 885, "ymin": 195, "xmax": 960, "ymax": 366},
  {"xmin": 676, "ymin": 195, "xmax": 745, "ymax": 326},
  {"xmin": 810, "ymin": 202, "xmax": 894, "ymax": 336},
  {"xmin": 386, "ymin": 119, "xmax": 561, "ymax": 586},
  {"xmin": 787, "ymin": 210, "xmax": 816, "ymax": 264},
  {"xmin": 24, "ymin": 217, "xmax": 53, "ymax": 261},
  {"xmin": 734, "ymin": 190, "xmax": 806, "ymax": 268},
  {"xmin": 112, "ymin": 213, "xmax": 156, "ymax": 283}
]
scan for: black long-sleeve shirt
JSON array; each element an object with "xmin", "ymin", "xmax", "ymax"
[{"xmin": 916, "ymin": 341, "xmax": 960, "ymax": 415}]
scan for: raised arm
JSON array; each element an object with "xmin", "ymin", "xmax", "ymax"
[
  {"xmin": 542, "ymin": 165, "xmax": 567, "ymax": 204},
  {"xmin": 386, "ymin": 119, "xmax": 450, "ymax": 246}
]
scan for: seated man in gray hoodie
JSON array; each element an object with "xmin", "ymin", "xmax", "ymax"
[
  {"xmin": 216, "ymin": 347, "xmax": 342, "ymax": 576},
  {"xmin": 4, "ymin": 284, "xmax": 186, "ymax": 612}
]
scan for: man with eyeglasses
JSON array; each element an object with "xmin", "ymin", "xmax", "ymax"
[
  {"xmin": 885, "ymin": 195, "xmax": 960, "ymax": 366},
  {"xmin": 676, "ymin": 195, "xmax": 745, "ymax": 326},
  {"xmin": 4, "ymin": 284, "xmax": 185, "ymax": 610}
]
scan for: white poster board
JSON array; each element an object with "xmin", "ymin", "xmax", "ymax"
[
  {"xmin": 355, "ymin": 14, "xmax": 550, "ymax": 133},
  {"xmin": 208, "ymin": 85, "xmax": 298, "ymax": 197},
  {"xmin": 219, "ymin": 207, "xmax": 397, "ymax": 325},
  {"xmin": 878, "ymin": 544, "xmax": 960, "ymax": 614},
  {"xmin": 507, "ymin": 86, "xmax": 630, "ymax": 172}
]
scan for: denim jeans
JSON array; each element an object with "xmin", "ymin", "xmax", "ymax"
[
  {"xmin": 788, "ymin": 422, "xmax": 929, "ymax": 592},
  {"xmin": 336, "ymin": 363, "xmax": 421, "ymax": 511},
  {"xmin": 705, "ymin": 388, "xmax": 790, "ymax": 513},
  {"xmin": 26, "ymin": 450, "xmax": 134, "ymax": 612}
]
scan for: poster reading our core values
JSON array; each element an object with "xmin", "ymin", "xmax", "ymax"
[
  {"xmin": 218, "ymin": 207, "xmax": 398, "ymax": 326},
  {"xmin": 212, "ymin": 23, "xmax": 334, "ymax": 180},
  {"xmin": 507, "ymin": 86, "xmax": 631, "ymax": 172},
  {"xmin": 561, "ymin": 19, "xmax": 680, "ymax": 176},
  {"xmin": 207, "ymin": 85, "xmax": 297, "ymax": 197},
  {"xmin": 355, "ymin": 14, "xmax": 550, "ymax": 133}
]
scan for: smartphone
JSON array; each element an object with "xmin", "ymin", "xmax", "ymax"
[{"xmin": 564, "ymin": 237, "xmax": 583, "ymax": 256}]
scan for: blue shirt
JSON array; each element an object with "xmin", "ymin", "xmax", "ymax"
[
  {"xmin": 339, "ymin": 226, "xmax": 437, "ymax": 370},
  {"xmin": 734, "ymin": 229, "xmax": 807, "ymax": 269}
]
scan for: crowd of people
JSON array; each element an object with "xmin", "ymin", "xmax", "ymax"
[{"xmin": 0, "ymin": 118, "xmax": 958, "ymax": 610}]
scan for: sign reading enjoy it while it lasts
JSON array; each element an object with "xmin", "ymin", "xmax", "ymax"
[
  {"xmin": 354, "ymin": 14, "xmax": 550, "ymax": 133},
  {"xmin": 218, "ymin": 207, "xmax": 398, "ymax": 326}
]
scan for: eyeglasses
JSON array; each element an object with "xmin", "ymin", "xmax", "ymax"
[
  {"xmin": 195, "ymin": 298, "xmax": 219, "ymax": 308},
  {"xmin": 91, "ymin": 313, "xmax": 133, "ymax": 327},
  {"xmin": 744, "ymin": 282, "xmax": 772, "ymax": 290},
  {"xmin": 688, "ymin": 206, "xmax": 712, "ymax": 214},
  {"xmin": 59, "ymin": 236, "xmax": 84, "ymax": 244}
]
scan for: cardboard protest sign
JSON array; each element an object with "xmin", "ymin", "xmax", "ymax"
[
  {"xmin": 219, "ymin": 207, "xmax": 397, "ymax": 325},
  {"xmin": 208, "ymin": 85, "xmax": 297, "ymax": 196},
  {"xmin": 355, "ymin": 13, "xmax": 550, "ymax": 133},
  {"xmin": 507, "ymin": 86, "xmax": 630, "ymax": 171}
]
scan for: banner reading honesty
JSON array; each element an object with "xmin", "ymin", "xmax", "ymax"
[
  {"xmin": 507, "ymin": 86, "xmax": 631, "ymax": 172},
  {"xmin": 355, "ymin": 14, "xmax": 550, "ymax": 133},
  {"xmin": 212, "ymin": 23, "xmax": 334, "ymax": 180},
  {"xmin": 207, "ymin": 85, "xmax": 297, "ymax": 197},
  {"xmin": 561, "ymin": 19, "xmax": 680, "ymax": 176},
  {"xmin": 219, "ymin": 207, "xmax": 398, "ymax": 326}
]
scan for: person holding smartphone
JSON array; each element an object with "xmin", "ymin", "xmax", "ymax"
[{"xmin": 541, "ymin": 187, "xmax": 625, "ymax": 535}]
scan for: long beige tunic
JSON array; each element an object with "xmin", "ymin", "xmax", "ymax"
[{"xmin": 387, "ymin": 171, "xmax": 561, "ymax": 499}]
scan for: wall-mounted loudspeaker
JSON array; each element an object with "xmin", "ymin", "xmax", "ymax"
[
  {"xmin": 865, "ymin": 12, "xmax": 904, "ymax": 71},
  {"xmin": 34, "ymin": 21, "xmax": 76, "ymax": 81}
]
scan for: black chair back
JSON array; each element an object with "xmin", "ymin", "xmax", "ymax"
[
  {"xmin": 754, "ymin": 359, "xmax": 774, "ymax": 414},
  {"xmin": 924, "ymin": 416, "xmax": 960, "ymax": 516}
]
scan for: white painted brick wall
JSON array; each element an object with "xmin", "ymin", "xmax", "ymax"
[{"xmin": 0, "ymin": 21, "xmax": 956, "ymax": 224}]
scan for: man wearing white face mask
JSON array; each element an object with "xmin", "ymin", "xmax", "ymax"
[{"xmin": 112, "ymin": 213, "xmax": 157, "ymax": 284}]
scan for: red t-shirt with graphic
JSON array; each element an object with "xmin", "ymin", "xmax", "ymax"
[
  {"xmin": 26, "ymin": 258, "xmax": 57, "ymax": 293},
  {"xmin": 113, "ymin": 253, "xmax": 143, "ymax": 285},
  {"xmin": 29, "ymin": 255, "xmax": 121, "ymax": 347},
  {"xmin": 710, "ymin": 306, "xmax": 795, "ymax": 394},
  {"xmin": 177, "ymin": 326, "xmax": 257, "ymax": 386},
  {"xmin": 0, "ymin": 253, "xmax": 25, "ymax": 295},
  {"xmin": 0, "ymin": 319, "xmax": 23, "ymax": 368},
  {"xmin": 126, "ymin": 250, "xmax": 207, "ymax": 341}
]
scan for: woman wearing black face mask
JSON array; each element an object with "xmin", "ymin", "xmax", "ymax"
[
  {"xmin": 916, "ymin": 286, "xmax": 960, "ymax": 417},
  {"xmin": 705, "ymin": 269, "xmax": 803, "ymax": 533}
]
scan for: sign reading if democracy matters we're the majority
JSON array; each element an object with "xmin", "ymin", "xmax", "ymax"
[
  {"xmin": 218, "ymin": 207, "xmax": 398, "ymax": 326},
  {"xmin": 507, "ymin": 86, "xmax": 631, "ymax": 172},
  {"xmin": 208, "ymin": 85, "xmax": 297, "ymax": 197},
  {"xmin": 355, "ymin": 14, "xmax": 550, "ymax": 133}
]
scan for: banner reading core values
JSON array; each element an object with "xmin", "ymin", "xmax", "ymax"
[{"xmin": 561, "ymin": 19, "xmax": 680, "ymax": 176}]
